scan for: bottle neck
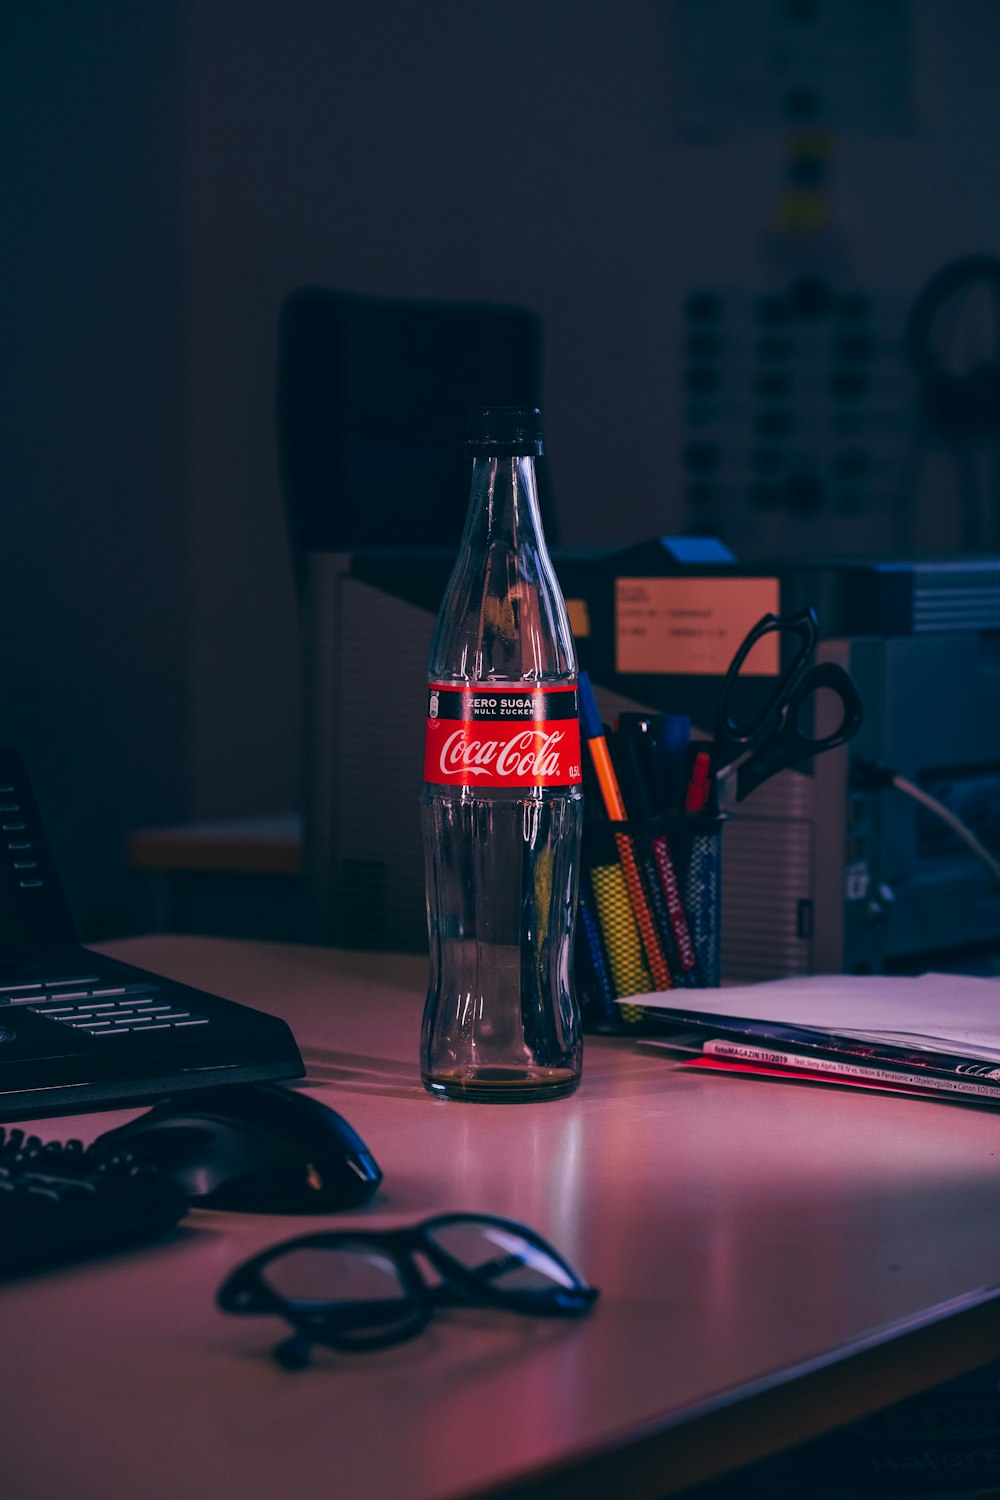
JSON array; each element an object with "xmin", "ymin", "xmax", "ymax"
[
  {"xmin": 463, "ymin": 455, "xmax": 546, "ymax": 553},
  {"xmin": 427, "ymin": 449, "xmax": 575, "ymax": 684}
]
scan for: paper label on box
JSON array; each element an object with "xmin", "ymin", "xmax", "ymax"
[
  {"xmin": 423, "ymin": 684, "xmax": 582, "ymax": 788},
  {"xmin": 615, "ymin": 577, "xmax": 781, "ymax": 675}
]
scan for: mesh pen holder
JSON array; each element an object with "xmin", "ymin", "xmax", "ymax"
[{"xmin": 575, "ymin": 812, "xmax": 727, "ymax": 1034}]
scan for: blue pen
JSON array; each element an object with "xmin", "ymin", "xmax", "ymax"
[
  {"xmin": 657, "ymin": 715, "xmax": 691, "ymax": 813},
  {"xmin": 576, "ymin": 884, "xmax": 619, "ymax": 1030},
  {"xmin": 685, "ymin": 832, "xmax": 721, "ymax": 987},
  {"xmin": 580, "ymin": 674, "xmax": 674, "ymax": 996}
]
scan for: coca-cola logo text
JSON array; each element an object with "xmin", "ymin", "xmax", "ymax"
[{"xmin": 439, "ymin": 728, "xmax": 566, "ymax": 779}]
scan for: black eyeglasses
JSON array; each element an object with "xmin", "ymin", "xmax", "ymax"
[{"xmin": 217, "ymin": 1212, "xmax": 599, "ymax": 1368}]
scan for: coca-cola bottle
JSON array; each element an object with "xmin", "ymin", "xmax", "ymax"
[{"xmin": 420, "ymin": 406, "xmax": 584, "ymax": 1102}]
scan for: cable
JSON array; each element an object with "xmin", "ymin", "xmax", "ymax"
[{"xmin": 890, "ymin": 773, "xmax": 1000, "ymax": 891}]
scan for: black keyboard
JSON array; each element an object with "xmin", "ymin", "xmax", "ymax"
[
  {"xmin": 0, "ymin": 744, "xmax": 304, "ymax": 1118},
  {"xmin": 0, "ymin": 972, "xmax": 211, "ymax": 1036},
  {"xmin": 0, "ymin": 1127, "xmax": 188, "ymax": 1278}
]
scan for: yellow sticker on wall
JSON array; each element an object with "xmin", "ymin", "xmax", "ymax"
[{"xmin": 565, "ymin": 598, "xmax": 590, "ymax": 638}]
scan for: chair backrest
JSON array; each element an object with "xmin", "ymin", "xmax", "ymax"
[{"xmin": 277, "ymin": 288, "xmax": 556, "ymax": 591}]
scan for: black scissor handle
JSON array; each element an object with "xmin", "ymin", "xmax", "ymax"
[
  {"xmin": 734, "ymin": 660, "xmax": 864, "ymax": 802},
  {"xmin": 717, "ymin": 608, "xmax": 818, "ymax": 752}
]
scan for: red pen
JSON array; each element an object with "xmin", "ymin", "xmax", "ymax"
[{"xmin": 684, "ymin": 751, "xmax": 712, "ymax": 814}]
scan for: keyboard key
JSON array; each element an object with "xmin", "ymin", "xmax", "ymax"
[
  {"xmin": 44, "ymin": 976, "xmax": 101, "ymax": 989},
  {"xmin": 77, "ymin": 1008, "xmax": 131, "ymax": 1020}
]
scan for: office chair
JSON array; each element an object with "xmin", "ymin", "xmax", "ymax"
[{"xmin": 276, "ymin": 287, "xmax": 557, "ymax": 593}]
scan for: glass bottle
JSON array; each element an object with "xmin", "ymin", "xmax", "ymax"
[{"xmin": 420, "ymin": 407, "xmax": 583, "ymax": 1102}]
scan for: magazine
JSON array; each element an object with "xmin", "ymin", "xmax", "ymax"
[{"xmin": 632, "ymin": 972, "xmax": 1000, "ymax": 1104}]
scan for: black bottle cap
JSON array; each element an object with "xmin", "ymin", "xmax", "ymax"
[{"xmin": 467, "ymin": 406, "xmax": 543, "ymax": 457}]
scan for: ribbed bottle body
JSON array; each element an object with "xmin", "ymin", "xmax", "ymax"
[{"xmin": 420, "ymin": 784, "xmax": 582, "ymax": 1101}]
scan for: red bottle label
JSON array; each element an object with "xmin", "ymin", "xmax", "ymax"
[{"xmin": 423, "ymin": 684, "xmax": 583, "ymax": 789}]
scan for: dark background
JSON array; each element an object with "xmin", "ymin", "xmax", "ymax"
[{"xmin": 5, "ymin": 0, "xmax": 1000, "ymax": 935}]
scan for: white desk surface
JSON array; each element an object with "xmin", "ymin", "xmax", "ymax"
[{"xmin": 7, "ymin": 936, "xmax": 1000, "ymax": 1500}]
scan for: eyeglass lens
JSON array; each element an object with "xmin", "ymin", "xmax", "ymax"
[
  {"xmin": 262, "ymin": 1246, "xmax": 422, "ymax": 1347},
  {"xmin": 262, "ymin": 1245, "xmax": 401, "ymax": 1305},
  {"xmin": 424, "ymin": 1220, "xmax": 581, "ymax": 1295}
]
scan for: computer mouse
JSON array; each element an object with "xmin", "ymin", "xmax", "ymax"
[{"xmin": 93, "ymin": 1083, "xmax": 382, "ymax": 1214}]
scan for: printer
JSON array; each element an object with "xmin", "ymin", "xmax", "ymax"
[{"xmin": 301, "ymin": 543, "xmax": 1000, "ymax": 982}]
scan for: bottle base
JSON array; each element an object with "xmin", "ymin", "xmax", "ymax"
[{"xmin": 421, "ymin": 1066, "xmax": 581, "ymax": 1104}]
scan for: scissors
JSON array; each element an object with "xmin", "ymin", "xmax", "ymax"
[{"xmin": 712, "ymin": 608, "xmax": 864, "ymax": 803}]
